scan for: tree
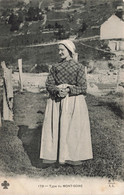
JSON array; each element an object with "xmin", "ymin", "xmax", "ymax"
[
  {"xmin": 8, "ymin": 12, "xmax": 24, "ymax": 31},
  {"xmin": 55, "ymin": 26, "xmax": 69, "ymax": 40},
  {"xmin": 55, "ymin": 22, "xmax": 59, "ymax": 28},
  {"xmin": 47, "ymin": 24, "xmax": 52, "ymax": 30},
  {"xmin": 10, "ymin": 21, "xmax": 20, "ymax": 31},
  {"xmin": 8, "ymin": 13, "xmax": 20, "ymax": 31},
  {"xmin": 26, "ymin": 7, "xmax": 43, "ymax": 21},
  {"xmin": 26, "ymin": 7, "xmax": 36, "ymax": 21},
  {"xmin": 80, "ymin": 22, "xmax": 87, "ymax": 32},
  {"xmin": 10, "ymin": 22, "xmax": 20, "ymax": 31},
  {"xmin": 8, "ymin": 13, "xmax": 17, "ymax": 24}
]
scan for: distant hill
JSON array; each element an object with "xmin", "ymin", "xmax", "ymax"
[
  {"xmin": 0, "ymin": 0, "xmax": 20, "ymax": 8},
  {"xmin": 0, "ymin": 0, "xmax": 123, "ymax": 9},
  {"xmin": 0, "ymin": 0, "xmax": 123, "ymax": 47}
]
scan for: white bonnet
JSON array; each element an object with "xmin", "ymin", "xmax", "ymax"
[{"xmin": 58, "ymin": 39, "xmax": 76, "ymax": 54}]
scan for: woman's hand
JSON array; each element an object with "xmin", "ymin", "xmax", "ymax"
[{"xmin": 57, "ymin": 87, "xmax": 70, "ymax": 98}]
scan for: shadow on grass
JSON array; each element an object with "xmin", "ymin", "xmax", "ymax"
[
  {"xmin": 98, "ymin": 101, "xmax": 124, "ymax": 119},
  {"xmin": 92, "ymin": 101, "xmax": 124, "ymax": 119},
  {"xmin": 18, "ymin": 125, "xmax": 43, "ymax": 168},
  {"xmin": 107, "ymin": 102, "xmax": 124, "ymax": 119}
]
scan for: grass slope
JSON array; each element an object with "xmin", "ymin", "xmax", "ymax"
[
  {"xmin": 0, "ymin": 92, "xmax": 123, "ymax": 179},
  {"xmin": 0, "ymin": 0, "xmax": 119, "ymax": 46},
  {"xmin": 0, "ymin": 39, "xmax": 109, "ymax": 73}
]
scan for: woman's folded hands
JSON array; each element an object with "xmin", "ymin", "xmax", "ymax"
[
  {"xmin": 56, "ymin": 84, "xmax": 71, "ymax": 98},
  {"xmin": 57, "ymin": 87, "xmax": 70, "ymax": 98}
]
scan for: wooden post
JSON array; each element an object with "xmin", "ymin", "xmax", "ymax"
[
  {"xmin": 1, "ymin": 61, "xmax": 13, "ymax": 121},
  {"xmin": 0, "ymin": 112, "xmax": 1, "ymax": 127},
  {"xmin": 85, "ymin": 66, "xmax": 88, "ymax": 81},
  {"xmin": 18, "ymin": 59, "xmax": 23, "ymax": 91},
  {"xmin": 116, "ymin": 65, "xmax": 120, "ymax": 92},
  {"xmin": 85, "ymin": 66, "xmax": 89, "ymax": 94}
]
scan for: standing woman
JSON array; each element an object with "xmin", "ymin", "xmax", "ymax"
[{"xmin": 40, "ymin": 40, "xmax": 93, "ymax": 167}]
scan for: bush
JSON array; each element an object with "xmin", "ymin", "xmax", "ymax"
[{"xmin": 10, "ymin": 21, "xmax": 20, "ymax": 31}]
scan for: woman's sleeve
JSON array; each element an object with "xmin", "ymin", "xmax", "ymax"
[
  {"xmin": 69, "ymin": 64, "xmax": 87, "ymax": 96},
  {"xmin": 46, "ymin": 66, "xmax": 59, "ymax": 96}
]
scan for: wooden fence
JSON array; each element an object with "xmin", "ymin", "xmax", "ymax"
[
  {"xmin": 1, "ymin": 61, "xmax": 13, "ymax": 126},
  {"xmin": 0, "ymin": 58, "xmax": 123, "ymax": 127},
  {"xmin": 0, "ymin": 59, "xmax": 48, "ymax": 127}
]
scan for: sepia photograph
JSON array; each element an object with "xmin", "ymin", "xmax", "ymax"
[{"xmin": 0, "ymin": 0, "xmax": 124, "ymax": 194}]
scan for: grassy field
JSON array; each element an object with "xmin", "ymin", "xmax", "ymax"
[
  {"xmin": 0, "ymin": 0, "xmax": 116, "ymax": 49},
  {"xmin": 0, "ymin": 91, "xmax": 123, "ymax": 180},
  {"xmin": 0, "ymin": 0, "xmax": 123, "ymax": 181},
  {"xmin": 0, "ymin": 39, "xmax": 110, "ymax": 74},
  {"xmin": 0, "ymin": 44, "xmax": 59, "ymax": 73}
]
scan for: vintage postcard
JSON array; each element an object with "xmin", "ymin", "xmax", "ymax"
[{"xmin": 0, "ymin": 0, "xmax": 124, "ymax": 195}]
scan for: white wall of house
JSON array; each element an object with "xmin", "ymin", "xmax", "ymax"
[
  {"xmin": 108, "ymin": 40, "xmax": 124, "ymax": 51},
  {"xmin": 100, "ymin": 15, "xmax": 124, "ymax": 40},
  {"xmin": 120, "ymin": 41, "xmax": 124, "ymax": 50}
]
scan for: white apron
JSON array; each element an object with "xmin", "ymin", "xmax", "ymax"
[{"xmin": 40, "ymin": 93, "xmax": 93, "ymax": 163}]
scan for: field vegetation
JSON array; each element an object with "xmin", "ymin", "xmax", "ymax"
[
  {"xmin": 0, "ymin": 92, "xmax": 123, "ymax": 180},
  {"xmin": 0, "ymin": 0, "xmax": 122, "ymax": 47},
  {"xmin": 0, "ymin": 0, "xmax": 123, "ymax": 180},
  {"xmin": 0, "ymin": 39, "xmax": 113, "ymax": 74}
]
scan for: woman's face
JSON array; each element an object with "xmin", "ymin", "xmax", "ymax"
[{"xmin": 58, "ymin": 44, "xmax": 71, "ymax": 60}]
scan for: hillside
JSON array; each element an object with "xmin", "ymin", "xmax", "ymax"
[
  {"xmin": 0, "ymin": 0, "xmax": 123, "ymax": 38},
  {"xmin": 0, "ymin": 92, "xmax": 123, "ymax": 180},
  {"xmin": 0, "ymin": 0, "xmax": 124, "ymax": 182},
  {"xmin": 0, "ymin": 0, "xmax": 123, "ymax": 68}
]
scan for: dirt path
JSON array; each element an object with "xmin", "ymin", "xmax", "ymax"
[
  {"xmin": 26, "ymin": 36, "xmax": 100, "ymax": 48},
  {"xmin": 0, "ymin": 36, "xmax": 100, "ymax": 50}
]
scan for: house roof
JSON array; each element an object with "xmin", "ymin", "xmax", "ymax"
[{"xmin": 101, "ymin": 14, "xmax": 124, "ymax": 26}]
